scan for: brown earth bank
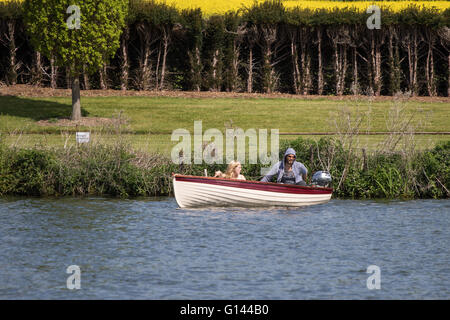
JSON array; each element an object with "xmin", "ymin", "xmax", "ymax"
[
  {"xmin": 1, "ymin": 84, "xmax": 449, "ymax": 102},
  {"xmin": 36, "ymin": 117, "xmax": 127, "ymax": 127}
]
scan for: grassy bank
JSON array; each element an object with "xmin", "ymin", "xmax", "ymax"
[
  {"xmin": 2, "ymin": 132, "xmax": 450, "ymax": 154},
  {"xmin": 1, "ymin": 92, "xmax": 449, "ymax": 153},
  {"xmin": 1, "ymin": 89, "xmax": 449, "ymax": 199},
  {"xmin": 0, "ymin": 136, "xmax": 449, "ymax": 199},
  {"xmin": 1, "ymin": 95, "xmax": 449, "ymax": 134}
]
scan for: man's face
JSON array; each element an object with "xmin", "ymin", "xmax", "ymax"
[{"xmin": 286, "ymin": 154, "xmax": 295, "ymax": 165}]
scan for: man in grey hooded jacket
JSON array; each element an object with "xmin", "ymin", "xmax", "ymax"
[{"xmin": 261, "ymin": 148, "xmax": 308, "ymax": 186}]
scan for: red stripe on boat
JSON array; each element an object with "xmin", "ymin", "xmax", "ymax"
[{"xmin": 174, "ymin": 175, "xmax": 332, "ymax": 195}]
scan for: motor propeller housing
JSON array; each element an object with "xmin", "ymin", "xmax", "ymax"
[{"xmin": 311, "ymin": 171, "xmax": 332, "ymax": 187}]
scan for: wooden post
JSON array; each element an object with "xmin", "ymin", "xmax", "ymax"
[
  {"xmin": 71, "ymin": 76, "xmax": 82, "ymax": 120},
  {"xmin": 362, "ymin": 148, "xmax": 367, "ymax": 172}
]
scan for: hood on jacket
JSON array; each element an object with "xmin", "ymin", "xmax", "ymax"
[
  {"xmin": 284, "ymin": 147, "xmax": 296, "ymax": 160},
  {"xmin": 281, "ymin": 148, "xmax": 296, "ymax": 168}
]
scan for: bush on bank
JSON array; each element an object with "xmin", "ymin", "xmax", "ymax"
[{"xmin": 0, "ymin": 137, "xmax": 449, "ymax": 199}]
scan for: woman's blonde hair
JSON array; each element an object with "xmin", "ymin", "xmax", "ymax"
[{"xmin": 224, "ymin": 160, "xmax": 241, "ymax": 179}]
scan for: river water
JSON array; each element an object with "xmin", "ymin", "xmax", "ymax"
[{"xmin": 0, "ymin": 197, "xmax": 449, "ymax": 299}]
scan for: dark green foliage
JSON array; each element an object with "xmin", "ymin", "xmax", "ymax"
[
  {"xmin": 180, "ymin": 8, "xmax": 203, "ymax": 91},
  {"xmin": 130, "ymin": 0, "xmax": 178, "ymax": 26},
  {"xmin": 243, "ymin": 0, "xmax": 286, "ymax": 25},
  {"xmin": 0, "ymin": 0, "xmax": 449, "ymax": 93},
  {"xmin": 222, "ymin": 12, "xmax": 242, "ymax": 91},
  {"xmin": 280, "ymin": 136, "xmax": 346, "ymax": 174},
  {"xmin": 180, "ymin": 8, "xmax": 203, "ymax": 48},
  {"xmin": 0, "ymin": 0, "xmax": 22, "ymax": 19},
  {"xmin": 278, "ymin": 137, "xmax": 450, "ymax": 199},
  {"xmin": 0, "ymin": 147, "xmax": 56, "ymax": 195},
  {"xmin": 203, "ymin": 15, "xmax": 225, "ymax": 90},
  {"xmin": 0, "ymin": 138, "xmax": 449, "ymax": 199},
  {"xmin": 396, "ymin": 4, "xmax": 445, "ymax": 28},
  {"xmin": 415, "ymin": 141, "xmax": 450, "ymax": 198}
]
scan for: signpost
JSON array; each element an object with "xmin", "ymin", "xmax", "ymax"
[{"xmin": 76, "ymin": 132, "xmax": 90, "ymax": 144}]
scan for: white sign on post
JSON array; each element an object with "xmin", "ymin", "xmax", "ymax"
[{"xmin": 76, "ymin": 132, "xmax": 90, "ymax": 144}]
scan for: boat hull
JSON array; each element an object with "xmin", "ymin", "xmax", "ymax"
[{"xmin": 173, "ymin": 175, "xmax": 332, "ymax": 208}]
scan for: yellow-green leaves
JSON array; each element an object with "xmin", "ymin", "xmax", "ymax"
[{"xmin": 23, "ymin": 0, "xmax": 127, "ymax": 77}]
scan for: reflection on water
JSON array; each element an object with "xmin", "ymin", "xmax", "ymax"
[{"xmin": 0, "ymin": 197, "xmax": 449, "ymax": 299}]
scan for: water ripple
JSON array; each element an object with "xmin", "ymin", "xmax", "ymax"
[{"xmin": 0, "ymin": 197, "xmax": 449, "ymax": 299}]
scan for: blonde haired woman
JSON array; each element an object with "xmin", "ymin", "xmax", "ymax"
[{"xmin": 214, "ymin": 161, "xmax": 246, "ymax": 180}]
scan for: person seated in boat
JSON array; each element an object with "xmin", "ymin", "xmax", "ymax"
[
  {"xmin": 214, "ymin": 160, "xmax": 246, "ymax": 180},
  {"xmin": 261, "ymin": 147, "xmax": 307, "ymax": 186}
]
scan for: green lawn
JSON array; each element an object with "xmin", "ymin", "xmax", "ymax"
[
  {"xmin": 2, "ymin": 132, "xmax": 449, "ymax": 155},
  {"xmin": 0, "ymin": 95, "xmax": 449, "ymax": 153}
]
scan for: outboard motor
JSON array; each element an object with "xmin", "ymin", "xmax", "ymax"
[{"xmin": 311, "ymin": 171, "xmax": 332, "ymax": 187}]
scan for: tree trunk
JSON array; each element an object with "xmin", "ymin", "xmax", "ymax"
[
  {"xmin": 120, "ymin": 27, "xmax": 129, "ymax": 91},
  {"xmin": 31, "ymin": 51, "xmax": 42, "ymax": 86},
  {"xmin": 99, "ymin": 63, "xmax": 108, "ymax": 90},
  {"xmin": 328, "ymin": 27, "xmax": 349, "ymax": 96},
  {"xmin": 160, "ymin": 43, "xmax": 168, "ymax": 90},
  {"xmin": 426, "ymin": 42, "xmax": 435, "ymax": 97},
  {"xmin": 301, "ymin": 51, "xmax": 311, "ymax": 95},
  {"xmin": 404, "ymin": 27, "xmax": 420, "ymax": 96},
  {"xmin": 66, "ymin": 67, "xmax": 72, "ymax": 89},
  {"xmin": 211, "ymin": 49, "xmax": 220, "ymax": 91},
  {"xmin": 388, "ymin": 29, "xmax": 401, "ymax": 95},
  {"xmin": 341, "ymin": 45, "xmax": 348, "ymax": 96},
  {"xmin": 259, "ymin": 25, "xmax": 278, "ymax": 93},
  {"xmin": 50, "ymin": 55, "xmax": 58, "ymax": 89},
  {"xmin": 160, "ymin": 28, "xmax": 170, "ymax": 90},
  {"xmin": 196, "ymin": 46, "xmax": 201, "ymax": 91},
  {"xmin": 155, "ymin": 42, "xmax": 161, "ymax": 90},
  {"xmin": 412, "ymin": 30, "xmax": 419, "ymax": 96},
  {"xmin": 371, "ymin": 35, "xmax": 376, "ymax": 95},
  {"xmin": 425, "ymin": 30, "xmax": 436, "ymax": 97},
  {"xmin": 372, "ymin": 34, "xmax": 382, "ymax": 96},
  {"xmin": 247, "ymin": 46, "xmax": 253, "ymax": 93},
  {"xmin": 352, "ymin": 46, "xmax": 359, "ymax": 95},
  {"xmin": 406, "ymin": 39, "xmax": 413, "ymax": 93},
  {"xmin": 317, "ymin": 27, "xmax": 324, "ymax": 95},
  {"xmin": 299, "ymin": 27, "xmax": 311, "ymax": 95},
  {"xmin": 137, "ymin": 22, "xmax": 153, "ymax": 91},
  {"xmin": 263, "ymin": 44, "xmax": 273, "ymax": 93},
  {"xmin": 230, "ymin": 39, "xmax": 240, "ymax": 92},
  {"xmin": 71, "ymin": 76, "xmax": 82, "ymax": 121},
  {"xmin": 333, "ymin": 42, "xmax": 340, "ymax": 95},
  {"xmin": 83, "ymin": 65, "xmax": 90, "ymax": 90},
  {"xmin": 333, "ymin": 42, "xmax": 347, "ymax": 96},
  {"xmin": 388, "ymin": 33, "xmax": 394, "ymax": 94},
  {"xmin": 140, "ymin": 43, "xmax": 151, "ymax": 90},
  {"xmin": 6, "ymin": 20, "xmax": 18, "ymax": 85},
  {"xmin": 290, "ymin": 31, "xmax": 301, "ymax": 94},
  {"xmin": 189, "ymin": 46, "xmax": 202, "ymax": 92},
  {"xmin": 366, "ymin": 46, "xmax": 374, "ymax": 95}
]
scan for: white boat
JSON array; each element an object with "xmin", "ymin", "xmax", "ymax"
[{"xmin": 173, "ymin": 174, "xmax": 333, "ymax": 208}]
